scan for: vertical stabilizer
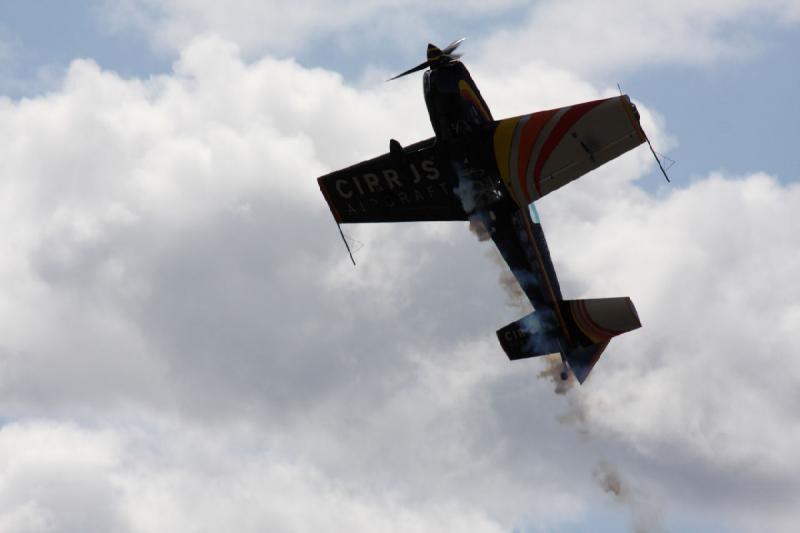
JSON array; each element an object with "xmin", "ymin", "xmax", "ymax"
[{"xmin": 564, "ymin": 341, "xmax": 610, "ymax": 384}]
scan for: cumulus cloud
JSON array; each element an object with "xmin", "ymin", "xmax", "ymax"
[
  {"xmin": 1, "ymin": 33, "xmax": 799, "ymax": 532},
  {"xmin": 478, "ymin": 0, "xmax": 800, "ymax": 75},
  {"xmin": 0, "ymin": 36, "xmax": 585, "ymax": 530},
  {"xmin": 543, "ymin": 172, "xmax": 800, "ymax": 466},
  {"xmin": 0, "ymin": 420, "xmax": 510, "ymax": 533},
  {"xmin": 532, "ymin": 170, "xmax": 800, "ymax": 530},
  {"xmin": 0, "ymin": 422, "xmax": 127, "ymax": 533},
  {"xmin": 594, "ymin": 460, "xmax": 663, "ymax": 533},
  {"xmin": 99, "ymin": 0, "xmax": 800, "ymax": 81}
]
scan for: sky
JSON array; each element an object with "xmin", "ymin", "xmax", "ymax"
[{"xmin": 0, "ymin": 1, "xmax": 799, "ymax": 532}]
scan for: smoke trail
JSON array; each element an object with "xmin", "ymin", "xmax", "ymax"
[
  {"xmin": 468, "ymin": 219, "xmax": 491, "ymax": 241},
  {"xmin": 456, "ymin": 174, "xmax": 664, "ymax": 532},
  {"xmin": 453, "ymin": 162, "xmax": 502, "ymax": 216},
  {"xmin": 498, "ymin": 266, "xmax": 529, "ymax": 313},
  {"xmin": 594, "ymin": 461, "xmax": 663, "ymax": 533},
  {"xmin": 595, "ymin": 460, "xmax": 624, "ymax": 497},
  {"xmin": 449, "ymin": 142, "xmax": 663, "ymax": 532},
  {"xmin": 537, "ymin": 354, "xmax": 575, "ymax": 395},
  {"xmin": 485, "ymin": 248, "xmax": 531, "ymax": 315}
]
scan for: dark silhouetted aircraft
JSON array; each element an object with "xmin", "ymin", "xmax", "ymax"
[{"xmin": 318, "ymin": 40, "xmax": 649, "ymax": 383}]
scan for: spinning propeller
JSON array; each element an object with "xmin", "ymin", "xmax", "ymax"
[{"xmin": 388, "ymin": 38, "xmax": 465, "ymax": 81}]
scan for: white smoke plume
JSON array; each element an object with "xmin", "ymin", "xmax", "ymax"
[
  {"xmin": 468, "ymin": 218, "xmax": 491, "ymax": 241},
  {"xmin": 537, "ymin": 354, "xmax": 575, "ymax": 395},
  {"xmin": 594, "ymin": 461, "xmax": 664, "ymax": 533},
  {"xmin": 485, "ymin": 248, "xmax": 530, "ymax": 315}
]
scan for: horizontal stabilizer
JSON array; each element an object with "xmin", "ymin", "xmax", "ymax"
[
  {"xmin": 563, "ymin": 297, "xmax": 641, "ymax": 344},
  {"xmin": 496, "ymin": 310, "xmax": 562, "ymax": 360}
]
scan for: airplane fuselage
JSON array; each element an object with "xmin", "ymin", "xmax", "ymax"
[
  {"xmin": 422, "ymin": 61, "xmax": 560, "ymax": 284},
  {"xmin": 423, "ymin": 60, "xmax": 576, "ymax": 361}
]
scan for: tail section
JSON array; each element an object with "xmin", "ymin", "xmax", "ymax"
[{"xmin": 496, "ymin": 296, "xmax": 641, "ymax": 384}]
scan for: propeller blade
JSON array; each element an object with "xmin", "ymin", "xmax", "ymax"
[
  {"xmin": 387, "ymin": 60, "xmax": 431, "ymax": 81},
  {"xmin": 387, "ymin": 38, "xmax": 466, "ymax": 81},
  {"xmin": 442, "ymin": 37, "xmax": 465, "ymax": 55}
]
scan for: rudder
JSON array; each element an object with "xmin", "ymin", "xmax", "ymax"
[{"xmin": 564, "ymin": 341, "xmax": 609, "ymax": 384}]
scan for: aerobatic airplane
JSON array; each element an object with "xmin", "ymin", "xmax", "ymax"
[{"xmin": 317, "ymin": 40, "xmax": 653, "ymax": 383}]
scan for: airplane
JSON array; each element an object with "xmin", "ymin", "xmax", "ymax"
[{"xmin": 317, "ymin": 39, "xmax": 655, "ymax": 384}]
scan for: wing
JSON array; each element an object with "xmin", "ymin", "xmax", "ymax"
[
  {"xmin": 318, "ymin": 138, "xmax": 467, "ymax": 224},
  {"xmin": 491, "ymin": 95, "xmax": 646, "ymax": 204}
]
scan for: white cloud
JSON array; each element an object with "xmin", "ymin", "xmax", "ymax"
[
  {"xmin": 100, "ymin": 0, "xmax": 800, "ymax": 79},
  {"xmin": 544, "ymin": 171, "xmax": 800, "ymax": 450},
  {"xmin": 0, "ymin": 423, "xmax": 126, "ymax": 533},
  {"xmin": 0, "ymin": 420, "xmax": 510, "ymax": 533},
  {"xmin": 531, "ymin": 170, "xmax": 800, "ymax": 530},
  {"xmin": 0, "ymin": 34, "xmax": 799, "ymax": 532},
  {"xmin": 479, "ymin": 0, "xmax": 800, "ymax": 75}
]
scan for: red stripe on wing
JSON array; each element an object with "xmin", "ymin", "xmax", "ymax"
[
  {"xmin": 575, "ymin": 300, "xmax": 619, "ymax": 342},
  {"xmin": 517, "ymin": 109, "xmax": 558, "ymax": 203},
  {"xmin": 532, "ymin": 99, "xmax": 606, "ymax": 196}
]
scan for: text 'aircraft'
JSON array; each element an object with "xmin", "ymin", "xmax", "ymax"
[{"xmin": 318, "ymin": 39, "xmax": 653, "ymax": 383}]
